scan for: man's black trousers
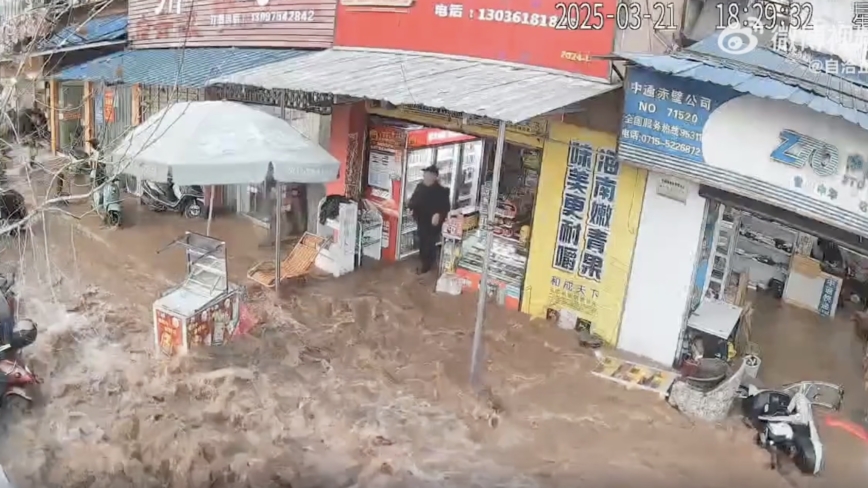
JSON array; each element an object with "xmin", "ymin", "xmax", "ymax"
[{"xmin": 416, "ymin": 224, "xmax": 440, "ymax": 272}]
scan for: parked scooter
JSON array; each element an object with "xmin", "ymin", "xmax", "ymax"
[
  {"xmin": 90, "ymin": 164, "xmax": 122, "ymax": 227},
  {"xmin": 740, "ymin": 381, "xmax": 843, "ymax": 476},
  {"xmin": 0, "ymin": 270, "xmax": 37, "ymax": 422},
  {"xmin": 140, "ymin": 180, "xmax": 205, "ymax": 219},
  {"xmin": 0, "ymin": 342, "xmax": 39, "ymax": 411},
  {"xmin": 67, "ymin": 146, "xmax": 92, "ymax": 176}
]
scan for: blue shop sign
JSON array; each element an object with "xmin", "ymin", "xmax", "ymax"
[
  {"xmin": 818, "ymin": 277, "xmax": 838, "ymax": 317},
  {"xmin": 620, "ymin": 68, "xmax": 740, "ymax": 165}
]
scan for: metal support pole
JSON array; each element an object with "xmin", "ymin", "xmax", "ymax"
[
  {"xmin": 469, "ymin": 121, "xmax": 507, "ymax": 388},
  {"xmin": 279, "ymin": 90, "xmax": 287, "ymax": 119},
  {"xmin": 206, "ymin": 185, "xmax": 215, "ymax": 236},
  {"xmin": 274, "ymin": 182, "xmax": 283, "ymax": 296}
]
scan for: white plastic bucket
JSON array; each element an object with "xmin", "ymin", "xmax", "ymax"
[{"xmin": 744, "ymin": 354, "xmax": 761, "ymax": 379}]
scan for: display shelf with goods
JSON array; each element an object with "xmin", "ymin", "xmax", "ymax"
[
  {"xmin": 361, "ymin": 118, "xmax": 478, "ymax": 262},
  {"xmin": 732, "ymin": 212, "xmax": 797, "ymax": 291},
  {"xmin": 153, "ymin": 233, "xmax": 242, "ymax": 357},
  {"xmin": 456, "ymin": 141, "xmax": 484, "ymax": 208},
  {"xmin": 443, "ymin": 144, "xmax": 540, "ymax": 311},
  {"xmin": 359, "ymin": 204, "xmax": 384, "ymax": 261},
  {"xmin": 440, "ymin": 207, "xmax": 482, "ymax": 275},
  {"xmin": 781, "ymin": 232, "xmax": 848, "ymax": 318}
]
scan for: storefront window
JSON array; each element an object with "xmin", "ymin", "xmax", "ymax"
[
  {"xmin": 241, "ymin": 183, "xmax": 307, "ymax": 236},
  {"xmin": 246, "ymin": 184, "xmax": 272, "ymax": 223}
]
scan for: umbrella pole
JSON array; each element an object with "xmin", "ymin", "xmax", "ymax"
[
  {"xmin": 206, "ymin": 185, "xmax": 215, "ymax": 236},
  {"xmin": 274, "ymin": 183, "xmax": 282, "ymax": 297}
]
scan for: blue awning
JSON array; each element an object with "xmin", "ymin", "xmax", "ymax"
[
  {"xmin": 34, "ymin": 14, "xmax": 127, "ymax": 56},
  {"xmin": 52, "ymin": 48, "xmax": 311, "ymax": 88},
  {"xmin": 617, "ymin": 32, "xmax": 868, "ymax": 130}
]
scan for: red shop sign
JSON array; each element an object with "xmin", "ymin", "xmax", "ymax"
[
  {"xmin": 103, "ymin": 89, "xmax": 116, "ymax": 123},
  {"xmin": 407, "ymin": 129, "xmax": 476, "ymax": 148},
  {"xmin": 335, "ymin": 0, "xmax": 617, "ymax": 78}
]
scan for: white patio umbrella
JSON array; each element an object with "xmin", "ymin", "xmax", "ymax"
[
  {"xmin": 109, "ymin": 100, "xmax": 340, "ymax": 295},
  {"xmin": 109, "ymin": 100, "xmax": 339, "ymax": 185}
]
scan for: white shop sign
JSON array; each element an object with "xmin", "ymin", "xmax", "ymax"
[
  {"xmin": 656, "ymin": 176, "xmax": 689, "ymax": 203},
  {"xmin": 702, "ymin": 96, "xmax": 868, "ymax": 217}
]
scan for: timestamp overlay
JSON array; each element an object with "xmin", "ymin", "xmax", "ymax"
[
  {"xmin": 461, "ymin": 2, "xmax": 677, "ymax": 30},
  {"xmin": 715, "ymin": 1, "xmax": 814, "ymax": 31}
]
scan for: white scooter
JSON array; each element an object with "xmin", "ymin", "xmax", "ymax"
[{"xmin": 740, "ymin": 381, "xmax": 843, "ymax": 476}]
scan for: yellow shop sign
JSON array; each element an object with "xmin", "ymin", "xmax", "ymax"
[
  {"xmin": 365, "ymin": 101, "xmax": 548, "ymax": 148},
  {"xmin": 522, "ymin": 122, "xmax": 647, "ymax": 345}
]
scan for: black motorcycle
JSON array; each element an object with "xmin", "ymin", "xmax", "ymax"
[{"xmin": 140, "ymin": 180, "xmax": 205, "ymax": 219}]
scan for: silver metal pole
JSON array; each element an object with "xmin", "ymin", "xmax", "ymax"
[
  {"xmin": 469, "ymin": 121, "xmax": 506, "ymax": 388},
  {"xmin": 274, "ymin": 182, "xmax": 282, "ymax": 296},
  {"xmin": 206, "ymin": 185, "xmax": 215, "ymax": 236}
]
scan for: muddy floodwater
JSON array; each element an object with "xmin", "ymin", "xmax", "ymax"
[{"xmin": 0, "ymin": 204, "xmax": 862, "ymax": 487}]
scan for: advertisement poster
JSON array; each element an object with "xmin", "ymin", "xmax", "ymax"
[
  {"xmin": 155, "ymin": 309, "xmax": 183, "ymax": 356},
  {"xmin": 522, "ymin": 122, "xmax": 647, "ymax": 344},
  {"xmin": 187, "ymin": 307, "xmax": 215, "ymax": 348},
  {"xmin": 335, "ymin": 0, "xmax": 616, "ymax": 77}
]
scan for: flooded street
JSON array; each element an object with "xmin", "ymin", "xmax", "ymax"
[
  {"xmin": 0, "ymin": 216, "xmax": 784, "ymax": 487},
  {"xmin": 0, "ymin": 156, "xmax": 857, "ymax": 487}
]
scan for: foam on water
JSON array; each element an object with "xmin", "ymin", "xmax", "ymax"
[{"xmin": 0, "ymin": 278, "xmax": 532, "ymax": 488}]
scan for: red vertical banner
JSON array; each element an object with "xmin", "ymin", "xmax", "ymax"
[{"xmin": 103, "ymin": 89, "xmax": 116, "ymax": 123}]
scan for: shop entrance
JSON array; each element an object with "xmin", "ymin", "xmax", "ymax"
[
  {"xmin": 357, "ymin": 116, "xmax": 541, "ymax": 311},
  {"xmin": 57, "ymin": 81, "xmax": 84, "ymax": 153},
  {"xmin": 685, "ymin": 186, "xmax": 868, "ymax": 417}
]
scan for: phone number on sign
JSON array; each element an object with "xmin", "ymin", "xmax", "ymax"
[
  {"xmin": 625, "ymin": 132, "xmax": 701, "ymax": 157},
  {"xmin": 473, "ymin": 8, "xmax": 562, "ymax": 27}
]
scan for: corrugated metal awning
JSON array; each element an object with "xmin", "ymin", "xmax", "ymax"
[
  {"xmin": 32, "ymin": 14, "xmax": 127, "ymax": 56},
  {"xmin": 617, "ymin": 32, "xmax": 868, "ymax": 130},
  {"xmin": 52, "ymin": 48, "xmax": 310, "ymax": 88},
  {"xmin": 207, "ymin": 49, "xmax": 618, "ymax": 123}
]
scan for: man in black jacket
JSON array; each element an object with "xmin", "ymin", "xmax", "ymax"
[{"xmin": 407, "ymin": 165, "xmax": 451, "ymax": 274}]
